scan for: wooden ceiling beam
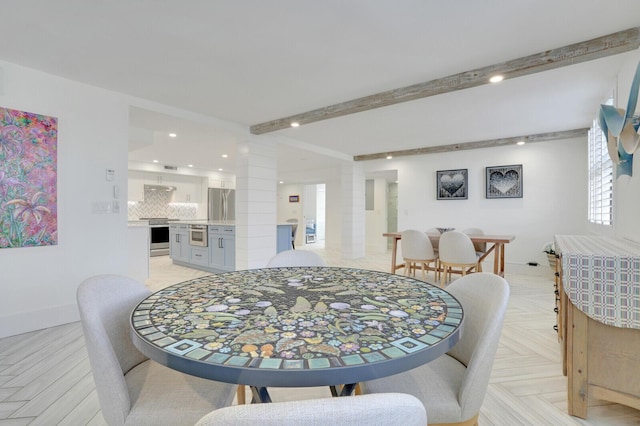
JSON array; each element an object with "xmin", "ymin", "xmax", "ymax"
[
  {"xmin": 353, "ymin": 128, "xmax": 589, "ymax": 161},
  {"xmin": 250, "ymin": 27, "xmax": 640, "ymax": 135}
]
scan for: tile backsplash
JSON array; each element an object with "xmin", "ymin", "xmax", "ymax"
[{"xmin": 128, "ymin": 189, "xmax": 198, "ymax": 220}]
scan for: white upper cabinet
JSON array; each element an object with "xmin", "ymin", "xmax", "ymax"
[
  {"xmin": 128, "ymin": 171, "xmax": 204, "ymax": 203},
  {"xmin": 170, "ymin": 174, "xmax": 203, "ymax": 203},
  {"xmin": 128, "ymin": 170, "xmax": 145, "ymax": 202}
]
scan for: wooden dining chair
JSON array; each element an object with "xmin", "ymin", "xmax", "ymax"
[
  {"xmin": 461, "ymin": 227, "xmax": 487, "ymax": 256},
  {"xmin": 401, "ymin": 229, "xmax": 438, "ymax": 280},
  {"xmin": 362, "ymin": 273, "xmax": 510, "ymax": 426},
  {"xmin": 438, "ymin": 231, "xmax": 481, "ymax": 286}
]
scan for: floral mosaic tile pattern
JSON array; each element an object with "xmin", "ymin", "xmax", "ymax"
[{"xmin": 132, "ymin": 267, "xmax": 463, "ymax": 378}]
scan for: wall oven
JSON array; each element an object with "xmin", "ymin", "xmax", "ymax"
[
  {"xmin": 189, "ymin": 224, "xmax": 208, "ymax": 247},
  {"xmin": 142, "ymin": 218, "xmax": 171, "ymax": 256}
]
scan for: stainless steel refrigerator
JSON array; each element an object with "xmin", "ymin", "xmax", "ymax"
[{"xmin": 208, "ymin": 188, "xmax": 235, "ymax": 221}]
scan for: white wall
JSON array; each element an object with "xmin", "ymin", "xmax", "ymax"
[
  {"xmin": 364, "ymin": 137, "xmax": 588, "ymax": 266},
  {"xmin": 0, "ymin": 61, "xmax": 130, "ymax": 338},
  {"xmin": 277, "ymin": 183, "xmax": 304, "ymax": 247},
  {"xmin": 365, "ymin": 178, "xmax": 388, "ymax": 254}
]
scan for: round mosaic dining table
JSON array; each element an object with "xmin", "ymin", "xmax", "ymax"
[{"xmin": 130, "ymin": 267, "xmax": 463, "ymax": 399}]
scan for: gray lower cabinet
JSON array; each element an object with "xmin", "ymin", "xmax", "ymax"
[
  {"xmin": 169, "ymin": 224, "xmax": 189, "ymax": 262},
  {"xmin": 209, "ymin": 226, "xmax": 235, "ymax": 271},
  {"xmin": 190, "ymin": 246, "xmax": 209, "ymax": 267}
]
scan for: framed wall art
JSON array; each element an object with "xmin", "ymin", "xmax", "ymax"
[
  {"xmin": 289, "ymin": 195, "xmax": 300, "ymax": 203},
  {"xmin": 436, "ymin": 169, "xmax": 468, "ymax": 200},
  {"xmin": 486, "ymin": 164, "xmax": 523, "ymax": 199},
  {"xmin": 1, "ymin": 107, "xmax": 58, "ymax": 249}
]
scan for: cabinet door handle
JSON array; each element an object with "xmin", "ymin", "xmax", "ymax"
[
  {"xmin": 219, "ymin": 237, "xmax": 223, "ymax": 248},
  {"xmin": 176, "ymin": 234, "xmax": 180, "ymax": 243}
]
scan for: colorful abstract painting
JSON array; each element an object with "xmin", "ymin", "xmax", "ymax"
[{"xmin": 0, "ymin": 107, "xmax": 58, "ymax": 248}]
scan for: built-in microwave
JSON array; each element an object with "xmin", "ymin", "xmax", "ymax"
[{"xmin": 189, "ymin": 225, "xmax": 208, "ymax": 247}]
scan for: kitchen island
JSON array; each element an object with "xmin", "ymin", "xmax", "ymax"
[{"xmin": 169, "ymin": 221, "xmax": 293, "ymax": 273}]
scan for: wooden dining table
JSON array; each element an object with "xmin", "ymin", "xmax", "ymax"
[{"xmin": 383, "ymin": 231, "xmax": 515, "ymax": 277}]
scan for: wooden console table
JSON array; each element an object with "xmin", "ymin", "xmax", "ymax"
[{"xmin": 554, "ymin": 235, "xmax": 640, "ymax": 419}]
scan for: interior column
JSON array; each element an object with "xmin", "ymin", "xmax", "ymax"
[
  {"xmin": 235, "ymin": 137, "xmax": 277, "ymax": 269},
  {"xmin": 341, "ymin": 162, "xmax": 366, "ymax": 259}
]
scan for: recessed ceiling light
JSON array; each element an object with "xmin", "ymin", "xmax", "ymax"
[
  {"xmin": 222, "ymin": 154, "xmax": 228, "ymax": 158},
  {"xmin": 218, "ymin": 168, "xmax": 223, "ymax": 172},
  {"xmin": 386, "ymin": 155, "xmax": 393, "ymax": 160},
  {"xmin": 290, "ymin": 122, "xmax": 300, "ymax": 128},
  {"xmin": 279, "ymin": 181, "xmax": 284, "ymax": 184},
  {"xmin": 152, "ymin": 160, "xmax": 159, "ymax": 163},
  {"xmin": 517, "ymin": 141, "xmax": 525, "ymax": 145},
  {"xmin": 169, "ymin": 133, "xmax": 177, "ymax": 138},
  {"xmin": 188, "ymin": 164, "xmax": 194, "ymax": 167},
  {"xmin": 489, "ymin": 75, "xmax": 504, "ymax": 83}
]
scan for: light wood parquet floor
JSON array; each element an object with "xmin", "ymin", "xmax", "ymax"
[{"xmin": 1, "ymin": 244, "xmax": 639, "ymax": 425}]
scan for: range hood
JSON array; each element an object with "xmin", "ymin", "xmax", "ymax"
[{"xmin": 144, "ymin": 184, "xmax": 176, "ymax": 192}]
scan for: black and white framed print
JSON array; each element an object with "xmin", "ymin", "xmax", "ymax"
[
  {"xmin": 436, "ymin": 169, "xmax": 468, "ymax": 200},
  {"xmin": 486, "ymin": 164, "xmax": 523, "ymax": 198}
]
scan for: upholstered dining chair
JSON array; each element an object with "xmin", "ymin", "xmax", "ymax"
[
  {"xmin": 362, "ymin": 273, "xmax": 510, "ymax": 426},
  {"xmin": 77, "ymin": 275, "xmax": 236, "ymax": 426},
  {"xmin": 195, "ymin": 393, "xmax": 427, "ymax": 426},
  {"xmin": 461, "ymin": 227, "xmax": 487, "ymax": 256},
  {"xmin": 401, "ymin": 229, "xmax": 438, "ymax": 281},
  {"xmin": 266, "ymin": 249, "xmax": 326, "ymax": 267},
  {"xmin": 438, "ymin": 231, "xmax": 481, "ymax": 286}
]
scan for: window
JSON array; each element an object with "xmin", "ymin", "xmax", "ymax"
[{"xmin": 588, "ymin": 110, "xmax": 613, "ymax": 226}]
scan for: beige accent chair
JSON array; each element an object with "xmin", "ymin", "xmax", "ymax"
[
  {"xmin": 362, "ymin": 273, "xmax": 510, "ymax": 426},
  {"xmin": 77, "ymin": 275, "xmax": 236, "ymax": 426},
  {"xmin": 438, "ymin": 231, "xmax": 481, "ymax": 286},
  {"xmin": 401, "ymin": 229, "xmax": 438, "ymax": 280},
  {"xmin": 266, "ymin": 249, "xmax": 326, "ymax": 267},
  {"xmin": 196, "ymin": 393, "xmax": 427, "ymax": 426}
]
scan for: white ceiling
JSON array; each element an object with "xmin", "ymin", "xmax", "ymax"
[{"xmin": 1, "ymin": 1, "xmax": 639, "ymax": 182}]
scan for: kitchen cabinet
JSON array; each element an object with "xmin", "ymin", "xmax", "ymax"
[
  {"xmin": 128, "ymin": 170, "xmax": 145, "ymax": 202},
  {"xmin": 190, "ymin": 246, "xmax": 209, "ymax": 267},
  {"xmin": 209, "ymin": 225, "xmax": 235, "ymax": 271},
  {"xmin": 169, "ymin": 224, "xmax": 189, "ymax": 262},
  {"xmin": 170, "ymin": 174, "xmax": 203, "ymax": 203},
  {"xmin": 128, "ymin": 171, "xmax": 203, "ymax": 203},
  {"xmin": 144, "ymin": 172, "xmax": 167, "ymax": 185}
]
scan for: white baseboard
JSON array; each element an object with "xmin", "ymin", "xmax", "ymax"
[{"xmin": 0, "ymin": 303, "xmax": 79, "ymax": 339}]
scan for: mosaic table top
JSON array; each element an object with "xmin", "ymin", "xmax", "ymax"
[
  {"xmin": 555, "ymin": 235, "xmax": 640, "ymax": 329},
  {"xmin": 130, "ymin": 267, "xmax": 463, "ymax": 387}
]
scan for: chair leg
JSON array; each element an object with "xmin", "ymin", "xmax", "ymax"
[
  {"xmin": 355, "ymin": 383, "xmax": 363, "ymax": 395},
  {"xmin": 237, "ymin": 385, "xmax": 246, "ymax": 404}
]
